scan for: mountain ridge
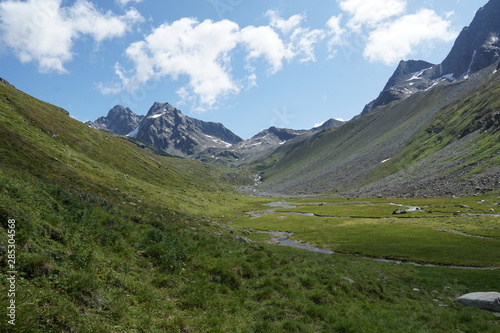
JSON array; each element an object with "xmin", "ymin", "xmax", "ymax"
[
  {"xmin": 361, "ymin": 0, "xmax": 500, "ymax": 116},
  {"xmin": 87, "ymin": 103, "xmax": 346, "ymax": 164}
]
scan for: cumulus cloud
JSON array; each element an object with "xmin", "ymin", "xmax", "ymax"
[
  {"xmin": 330, "ymin": 0, "xmax": 457, "ymax": 65},
  {"xmin": 266, "ymin": 10, "xmax": 325, "ymax": 63},
  {"xmin": 0, "ymin": 0, "xmax": 143, "ymax": 73},
  {"xmin": 114, "ymin": 18, "xmax": 240, "ymax": 109},
  {"xmin": 107, "ymin": 12, "xmax": 323, "ymax": 111},
  {"xmin": 326, "ymin": 15, "xmax": 346, "ymax": 54},
  {"xmin": 363, "ymin": 9, "xmax": 457, "ymax": 65},
  {"xmin": 338, "ymin": 0, "xmax": 407, "ymax": 30}
]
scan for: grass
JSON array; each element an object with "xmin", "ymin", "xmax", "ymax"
[
  {"xmin": 0, "ymin": 80, "xmax": 499, "ymax": 332},
  {"xmin": 230, "ymin": 197, "xmax": 500, "ymax": 267}
]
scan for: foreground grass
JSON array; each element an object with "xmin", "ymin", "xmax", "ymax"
[
  {"xmin": 0, "ymin": 79, "xmax": 499, "ymax": 332},
  {"xmin": 1, "ymin": 173, "xmax": 499, "ymax": 332}
]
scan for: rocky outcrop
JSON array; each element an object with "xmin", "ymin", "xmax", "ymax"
[
  {"xmin": 133, "ymin": 102, "xmax": 242, "ymax": 157},
  {"xmin": 361, "ymin": 60, "xmax": 436, "ymax": 116},
  {"xmin": 86, "ymin": 105, "xmax": 144, "ymax": 136},
  {"xmin": 456, "ymin": 292, "xmax": 500, "ymax": 312},
  {"xmin": 361, "ymin": 0, "xmax": 500, "ymax": 116},
  {"xmin": 195, "ymin": 120, "xmax": 345, "ymax": 167}
]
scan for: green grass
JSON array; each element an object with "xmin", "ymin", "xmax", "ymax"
[
  {"xmin": 231, "ymin": 197, "xmax": 500, "ymax": 267},
  {"xmin": 0, "ymin": 80, "xmax": 499, "ymax": 332}
]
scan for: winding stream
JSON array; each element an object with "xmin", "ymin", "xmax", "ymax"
[{"xmin": 251, "ymin": 202, "xmax": 500, "ymax": 270}]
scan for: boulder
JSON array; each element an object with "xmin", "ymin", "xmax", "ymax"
[
  {"xmin": 393, "ymin": 208, "xmax": 407, "ymax": 214},
  {"xmin": 456, "ymin": 292, "xmax": 500, "ymax": 312}
]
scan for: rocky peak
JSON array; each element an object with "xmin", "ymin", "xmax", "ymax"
[
  {"xmin": 314, "ymin": 118, "xmax": 346, "ymax": 131},
  {"xmin": 133, "ymin": 102, "xmax": 242, "ymax": 157},
  {"xmin": 360, "ymin": 0, "xmax": 500, "ymax": 117},
  {"xmin": 86, "ymin": 105, "xmax": 144, "ymax": 135},
  {"xmin": 439, "ymin": 0, "xmax": 500, "ymax": 79}
]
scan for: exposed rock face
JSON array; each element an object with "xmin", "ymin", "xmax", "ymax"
[
  {"xmin": 439, "ymin": 0, "xmax": 500, "ymax": 79},
  {"xmin": 195, "ymin": 120, "xmax": 346, "ymax": 166},
  {"xmin": 315, "ymin": 118, "xmax": 346, "ymax": 131},
  {"xmin": 133, "ymin": 102, "xmax": 242, "ymax": 157},
  {"xmin": 86, "ymin": 105, "xmax": 144, "ymax": 136},
  {"xmin": 361, "ymin": 0, "xmax": 500, "ymax": 116},
  {"xmin": 456, "ymin": 292, "xmax": 500, "ymax": 312},
  {"xmin": 361, "ymin": 60, "xmax": 437, "ymax": 116}
]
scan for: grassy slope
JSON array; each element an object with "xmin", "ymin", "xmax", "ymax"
[
  {"xmin": 0, "ymin": 79, "xmax": 258, "ymax": 219},
  {"xmin": 260, "ymin": 68, "xmax": 500, "ymax": 196},
  {"xmin": 365, "ymin": 70, "xmax": 500, "ymax": 184},
  {"xmin": 0, "ymin": 80, "xmax": 499, "ymax": 332}
]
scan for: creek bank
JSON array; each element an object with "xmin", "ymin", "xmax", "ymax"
[{"xmin": 255, "ymin": 230, "xmax": 500, "ymax": 270}]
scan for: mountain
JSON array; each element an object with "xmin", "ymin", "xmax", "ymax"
[
  {"xmin": 89, "ymin": 103, "xmax": 346, "ymax": 164},
  {"xmin": 314, "ymin": 118, "xmax": 346, "ymax": 130},
  {"xmin": 361, "ymin": 0, "xmax": 500, "ymax": 116},
  {"xmin": 86, "ymin": 105, "xmax": 144, "ymax": 135},
  {"xmin": 196, "ymin": 120, "xmax": 345, "ymax": 166},
  {"xmin": 259, "ymin": 64, "xmax": 500, "ymax": 197},
  {"xmin": 88, "ymin": 102, "xmax": 243, "ymax": 157}
]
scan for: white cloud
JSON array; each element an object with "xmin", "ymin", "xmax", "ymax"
[
  {"xmin": 117, "ymin": 0, "xmax": 143, "ymax": 6},
  {"xmin": 267, "ymin": 10, "xmax": 303, "ymax": 34},
  {"xmin": 108, "ymin": 12, "xmax": 323, "ymax": 111},
  {"xmin": 240, "ymin": 25, "xmax": 292, "ymax": 73},
  {"xmin": 363, "ymin": 9, "xmax": 457, "ymax": 65},
  {"xmin": 0, "ymin": 0, "xmax": 143, "ymax": 73},
  {"xmin": 326, "ymin": 15, "xmax": 346, "ymax": 55},
  {"xmin": 116, "ymin": 18, "xmax": 241, "ymax": 109},
  {"xmin": 266, "ymin": 10, "xmax": 325, "ymax": 63},
  {"xmin": 338, "ymin": 0, "xmax": 407, "ymax": 30}
]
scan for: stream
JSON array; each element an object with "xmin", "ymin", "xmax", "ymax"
[{"xmin": 251, "ymin": 202, "xmax": 500, "ymax": 270}]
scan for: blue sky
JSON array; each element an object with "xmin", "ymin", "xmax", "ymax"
[{"xmin": 0, "ymin": 0, "xmax": 487, "ymax": 139}]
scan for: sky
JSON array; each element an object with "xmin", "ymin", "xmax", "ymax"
[{"xmin": 0, "ymin": 0, "xmax": 488, "ymax": 139}]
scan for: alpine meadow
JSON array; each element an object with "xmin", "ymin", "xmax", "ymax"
[{"xmin": 0, "ymin": 0, "xmax": 499, "ymax": 332}]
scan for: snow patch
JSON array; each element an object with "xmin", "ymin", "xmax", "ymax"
[
  {"xmin": 406, "ymin": 67, "xmax": 433, "ymax": 81},
  {"xmin": 127, "ymin": 125, "xmax": 140, "ymax": 138},
  {"xmin": 206, "ymin": 135, "xmax": 232, "ymax": 148},
  {"xmin": 380, "ymin": 158, "xmax": 391, "ymax": 164},
  {"xmin": 148, "ymin": 113, "xmax": 163, "ymax": 119}
]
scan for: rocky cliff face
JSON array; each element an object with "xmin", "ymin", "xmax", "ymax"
[
  {"xmin": 86, "ymin": 105, "xmax": 144, "ymax": 135},
  {"xmin": 88, "ymin": 102, "xmax": 243, "ymax": 157},
  {"xmin": 196, "ymin": 120, "xmax": 346, "ymax": 166},
  {"xmin": 133, "ymin": 102, "xmax": 243, "ymax": 157},
  {"xmin": 361, "ymin": 0, "xmax": 500, "ymax": 116},
  {"xmin": 439, "ymin": 0, "xmax": 500, "ymax": 78}
]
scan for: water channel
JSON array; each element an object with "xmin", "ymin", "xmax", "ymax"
[{"xmin": 253, "ymin": 202, "xmax": 500, "ymax": 270}]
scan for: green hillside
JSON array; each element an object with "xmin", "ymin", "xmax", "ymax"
[
  {"xmin": 259, "ymin": 66, "xmax": 500, "ymax": 197},
  {"xmin": 0, "ymin": 79, "xmax": 499, "ymax": 332}
]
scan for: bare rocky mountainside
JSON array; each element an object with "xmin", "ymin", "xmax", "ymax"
[
  {"xmin": 361, "ymin": 0, "xmax": 500, "ymax": 116},
  {"xmin": 87, "ymin": 103, "xmax": 345, "ymax": 164}
]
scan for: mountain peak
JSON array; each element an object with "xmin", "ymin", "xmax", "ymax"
[
  {"xmin": 439, "ymin": 0, "xmax": 500, "ymax": 79},
  {"xmin": 360, "ymin": 0, "xmax": 500, "ymax": 117},
  {"xmin": 145, "ymin": 102, "xmax": 180, "ymax": 118},
  {"xmin": 86, "ymin": 105, "xmax": 144, "ymax": 135}
]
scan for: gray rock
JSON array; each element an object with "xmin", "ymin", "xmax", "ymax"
[
  {"xmin": 456, "ymin": 292, "xmax": 500, "ymax": 312},
  {"xmin": 393, "ymin": 208, "xmax": 407, "ymax": 215},
  {"xmin": 234, "ymin": 236, "xmax": 252, "ymax": 244},
  {"xmin": 86, "ymin": 105, "xmax": 144, "ymax": 136}
]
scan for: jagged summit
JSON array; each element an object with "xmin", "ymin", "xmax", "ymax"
[
  {"xmin": 439, "ymin": 0, "xmax": 500, "ymax": 79},
  {"xmin": 86, "ymin": 105, "xmax": 144, "ymax": 136},
  {"xmin": 87, "ymin": 102, "xmax": 243, "ymax": 157},
  {"xmin": 361, "ymin": 0, "xmax": 500, "ymax": 116}
]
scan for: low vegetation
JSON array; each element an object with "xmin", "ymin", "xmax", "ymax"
[{"xmin": 0, "ymin": 80, "xmax": 499, "ymax": 332}]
